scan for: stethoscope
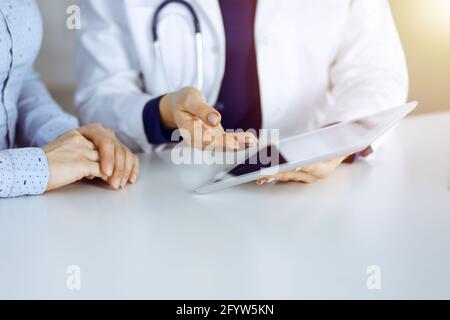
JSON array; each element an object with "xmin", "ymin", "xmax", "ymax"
[{"xmin": 152, "ymin": 0, "xmax": 204, "ymax": 91}]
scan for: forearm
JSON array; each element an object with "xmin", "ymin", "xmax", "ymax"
[
  {"xmin": 0, "ymin": 148, "xmax": 49, "ymax": 198},
  {"xmin": 17, "ymin": 70, "xmax": 78, "ymax": 147}
]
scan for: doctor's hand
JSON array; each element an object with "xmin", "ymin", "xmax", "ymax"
[
  {"xmin": 159, "ymin": 87, "xmax": 258, "ymax": 151},
  {"xmin": 256, "ymin": 156, "xmax": 347, "ymax": 185},
  {"xmin": 77, "ymin": 123, "xmax": 139, "ymax": 190}
]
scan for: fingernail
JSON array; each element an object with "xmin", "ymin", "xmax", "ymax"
[
  {"xmin": 245, "ymin": 136, "xmax": 259, "ymax": 148},
  {"xmin": 256, "ymin": 179, "xmax": 266, "ymax": 185},
  {"xmin": 244, "ymin": 140, "xmax": 257, "ymax": 149},
  {"xmin": 266, "ymin": 177, "xmax": 276, "ymax": 183},
  {"xmin": 207, "ymin": 113, "xmax": 220, "ymax": 126},
  {"xmin": 112, "ymin": 180, "xmax": 120, "ymax": 190},
  {"xmin": 120, "ymin": 178, "xmax": 127, "ymax": 189},
  {"xmin": 228, "ymin": 141, "xmax": 240, "ymax": 151},
  {"xmin": 130, "ymin": 174, "xmax": 137, "ymax": 184},
  {"xmin": 105, "ymin": 165, "xmax": 113, "ymax": 176}
]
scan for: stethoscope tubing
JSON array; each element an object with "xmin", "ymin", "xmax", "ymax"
[{"xmin": 152, "ymin": 0, "xmax": 204, "ymax": 91}]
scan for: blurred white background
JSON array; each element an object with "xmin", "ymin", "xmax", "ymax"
[
  {"xmin": 36, "ymin": 0, "xmax": 76, "ymax": 112},
  {"xmin": 35, "ymin": 0, "xmax": 450, "ymax": 115}
]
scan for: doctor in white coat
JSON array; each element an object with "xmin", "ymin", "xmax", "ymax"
[{"xmin": 75, "ymin": 0, "xmax": 408, "ymax": 184}]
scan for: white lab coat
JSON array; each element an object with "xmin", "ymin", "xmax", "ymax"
[{"xmin": 75, "ymin": 0, "xmax": 408, "ymax": 152}]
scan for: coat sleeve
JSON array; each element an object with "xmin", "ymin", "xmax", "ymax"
[
  {"xmin": 75, "ymin": 0, "xmax": 154, "ymax": 152},
  {"xmin": 324, "ymin": 0, "xmax": 409, "ymax": 126}
]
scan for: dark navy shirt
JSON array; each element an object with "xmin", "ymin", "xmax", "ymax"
[
  {"xmin": 216, "ymin": 0, "xmax": 261, "ymax": 132},
  {"xmin": 143, "ymin": 0, "xmax": 262, "ymax": 144}
]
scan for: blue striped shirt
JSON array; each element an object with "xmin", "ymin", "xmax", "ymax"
[{"xmin": 0, "ymin": 0, "xmax": 78, "ymax": 198}]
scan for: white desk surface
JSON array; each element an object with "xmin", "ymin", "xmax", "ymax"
[{"xmin": 1, "ymin": 112, "xmax": 449, "ymax": 300}]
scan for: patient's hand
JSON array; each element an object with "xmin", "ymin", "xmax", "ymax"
[
  {"xmin": 256, "ymin": 156, "xmax": 347, "ymax": 185},
  {"xmin": 44, "ymin": 124, "xmax": 140, "ymax": 192},
  {"xmin": 159, "ymin": 87, "xmax": 258, "ymax": 151},
  {"xmin": 77, "ymin": 123, "xmax": 139, "ymax": 189},
  {"xmin": 44, "ymin": 130, "xmax": 107, "ymax": 192}
]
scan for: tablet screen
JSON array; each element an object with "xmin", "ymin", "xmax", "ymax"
[
  {"xmin": 228, "ymin": 145, "xmax": 288, "ymax": 177},
  {"xmin": 225, "ymin": 122, "xmax": 369, "ymax": 179}
]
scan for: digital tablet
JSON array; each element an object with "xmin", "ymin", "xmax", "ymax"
[{"xmin": 194, "ymin": 102, "xmax": 417, "ymax": 194}]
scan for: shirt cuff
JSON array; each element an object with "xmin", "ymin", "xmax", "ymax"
[
  {"xmin": 0, "ymin": 148, "xmax": 49, "ymax": 198},
  {"xmin": 142, "ymin": 96, "xmax": 175, "ymax": 144}
]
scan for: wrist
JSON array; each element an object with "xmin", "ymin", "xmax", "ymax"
[
  {"xmin": 159, "ymin": 94, "xmax": 177, "ymax": 129},
  {"xmin": 42, "ymin": 149, "xmax": 54, "ymax": 192}
]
